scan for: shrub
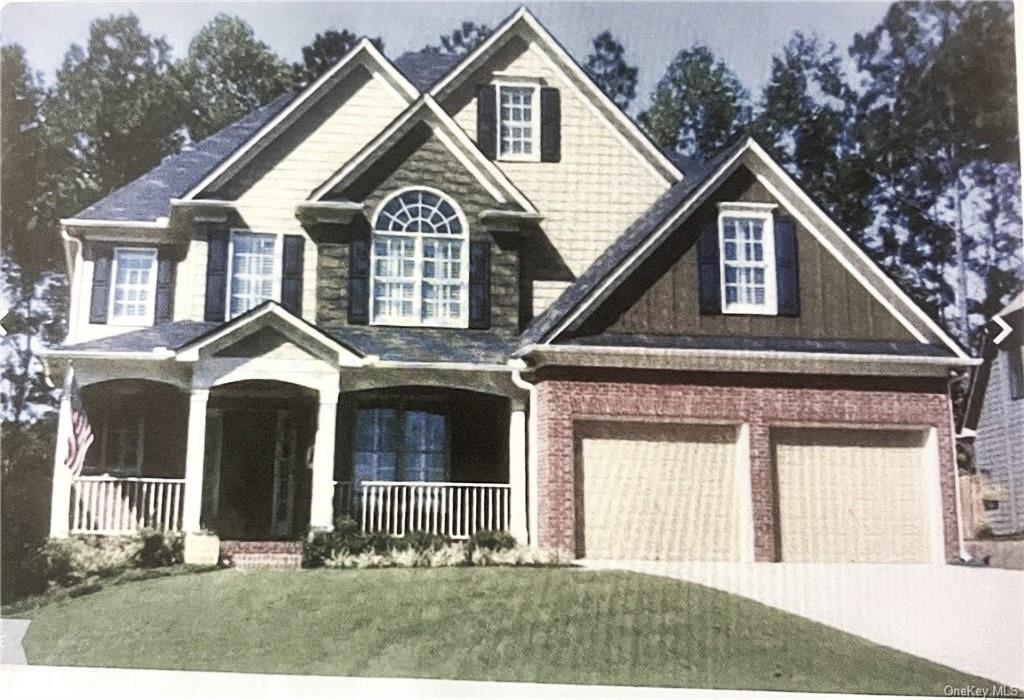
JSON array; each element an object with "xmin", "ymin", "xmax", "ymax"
[
  {"xmin": 470, "ymin": 544, "xmax": 567, "ymax": 567},
  {"xmin": 26, "ymin": 535, "xmax": 140, "ymax": 588},
  {"xmin": 136, "ymin": 530, "xmax": 184, "ymax": 568},
  {"xmin": 468, "ymin": 530, "xmax": 517, "ymax": 554},
  {"xmin": 426, "ymin": 543, "xmax": 468, "ymax": 567},
  {"xmin": 398, "ymin": 530, "xmax": 449, "ymax": 553}
]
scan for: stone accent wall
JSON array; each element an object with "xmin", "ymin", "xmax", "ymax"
[
  {"xmin": 534, "ymin": 373, "xmax": 960, "ymax": 563},
  {"xmin": 318, "ymin": 125, "xmax": 520, "ymax": 332}
]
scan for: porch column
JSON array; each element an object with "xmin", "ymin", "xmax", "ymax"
[
  {"xmin": 309, "ymin": 396, "xmax": 338, "ymax": 530},
  {"xmin": 48, "ymin": 387, "xmax": 74, "ymax": 539},
  {"xmin": 509, "ymin": 408, "xmax": 528, "ymax": 543},
  {"xmin": 182, "ymin": 388, "xmax": 210, "ymax": 532}
]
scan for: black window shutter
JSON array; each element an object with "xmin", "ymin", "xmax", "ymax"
[
  {"xmin": 89, "ymin": 251, "xmax": 112, "ymax": 324},
  {"xmin": 281, "ymin": 235, "xmax": 305, "ymax": 316},
  {"xmin": 774, "ymin": 217, "xmax": 800, "ymax": 317},
  {"xmin": 540, "ymin": 87, "xmax": 561, "ymax": 163},
  {"xmin": 154, "ymin": 249, "xmax": 176, "ymax": 324},
  {"xmin": 477, "ymin": 85, "xmax": 497, "ymax": 160},
  {"xmin": 468, "ymin": 241, "xmax": 491, "ymax": 329},
  {"xmin": 204, "ymin": 226, "xmax": 229, "ymax": 322},
  {"xmin": 348, "ymin": 238, "xmax": 370, "ymax": 324},
  {"xmin": 697, "ymin": 220, "xmax": 721, "ymax": 315}
]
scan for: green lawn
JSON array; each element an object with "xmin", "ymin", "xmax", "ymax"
[{"xmin": 20, "ymin": 567, "xmax": 988, "ymax": 694}]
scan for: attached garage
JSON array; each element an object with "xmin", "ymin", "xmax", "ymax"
[
  {"xmin": 773, "ymin": 427, "xmax": 936, "ymax": 563},
  {"xmin": 578, "ymin": 422, "xmax": 744, "ymax": 561}
]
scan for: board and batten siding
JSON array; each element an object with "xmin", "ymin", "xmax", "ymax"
[
  {"xmin": 975, "ymin": 341, "xmax": 1024, "ymax": 534},
  {"xmin": 585, "ymin": 169, "xmax": 916, "ymax": 343},
  {"xmin": 175, "ymin": 65, "xmax": 408, "ymax": 325},
  {"xmin": 442, "ymin": 36, "xmax": 670, "ymax": 285},
  {"xmin": 317, "ymin": 124, "xmax": 519, "ymax": 332}
]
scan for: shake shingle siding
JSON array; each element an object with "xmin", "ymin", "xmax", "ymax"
[{"xmin": 317, "ymin": 124, "xmax": 520, "ymax": 333}]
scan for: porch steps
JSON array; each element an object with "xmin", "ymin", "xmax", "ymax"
[{"xmin": 220, "ymin": 540, "xmax": 303, "ymax": 569}]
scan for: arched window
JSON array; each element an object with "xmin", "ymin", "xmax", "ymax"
[{"xmin": 371, "ymin": 188, "xmax": 468, "ymax": 326}]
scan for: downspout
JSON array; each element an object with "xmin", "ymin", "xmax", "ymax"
[
  {"xmin": 509, "ymin": 358, "xmax": 539, "ymax": 547},
  {"xmin": 948, "ymin": 368, "xmax": 970, "ymax": 562}
]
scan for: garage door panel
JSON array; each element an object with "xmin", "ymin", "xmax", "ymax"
[
  {"xmin": 581, "ymin": 423, "xmax": 740, "ymax": 561},
  {"xmin": 774, "ymin": 428, "xmax": 930, "ymax": 563}
]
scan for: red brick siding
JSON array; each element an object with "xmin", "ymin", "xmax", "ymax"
[{"xmin": 535, "ymin": 377, "xmax": 960, "ymax": 562}]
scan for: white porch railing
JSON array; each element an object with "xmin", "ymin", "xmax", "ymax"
[
  {"xmin": 360, "ymin": 481, "xmax": 510, "ymax": 539},
  {"xmin": 70, "ymin": 476, "xmax": 185, "ymax": 534}
]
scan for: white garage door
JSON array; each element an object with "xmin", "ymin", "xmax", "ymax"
[
  {"xmin": 774, "ymin": 428, "xmax": 932, "ymax": 563},
  {"xmin": 580, "ymin": 423, "xmax": 741, "ymax": 561}
]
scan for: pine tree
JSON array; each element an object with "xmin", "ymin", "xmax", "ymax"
[{"xmin": 583, "ymin": 31, "xmax": 638, "ymax": 111}]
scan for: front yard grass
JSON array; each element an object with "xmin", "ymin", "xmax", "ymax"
[{"xmin": 20, "ymin": 567, "xmax": 989, "ymax": 694}]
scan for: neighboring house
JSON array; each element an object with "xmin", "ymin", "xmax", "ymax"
[
  {"xmin": 44, "ymin": 7, "xmax": 975, "ymax": 564},
  {"xmin": 960, "ymin": 292, "xmax": 1024, "ymax": 536}
]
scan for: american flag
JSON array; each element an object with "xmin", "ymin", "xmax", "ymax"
[{"xmin": 63, "ymin": 372, "xmax": 94, "ymax": 478}]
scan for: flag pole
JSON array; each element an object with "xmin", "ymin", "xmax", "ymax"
[{"xmin": 48, "ymin": 363, "xmax": 75, "ymax": 539}]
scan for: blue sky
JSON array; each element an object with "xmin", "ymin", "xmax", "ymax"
[{"xmin": 1, "ymin": 1, "xmax": 890, "ymax": 112}]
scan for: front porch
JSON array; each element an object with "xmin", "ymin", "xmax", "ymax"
[{"xmin": 54, "ymin": 376, "xmax": 525, "ymax": 543}]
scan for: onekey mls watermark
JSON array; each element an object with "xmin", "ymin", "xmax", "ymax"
[{"xmin": 944, "ymin": 685, "xmax": 1022, "ymax": 698}]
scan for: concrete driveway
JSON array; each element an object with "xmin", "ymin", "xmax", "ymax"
[{"xmin": 582, "ymin": 560, "xmax": 1024, "ymax": 688}]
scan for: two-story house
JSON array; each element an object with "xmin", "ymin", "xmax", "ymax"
[{"xmin": 45, "ymin": 7, "xmax": 975, "ymax": 564}]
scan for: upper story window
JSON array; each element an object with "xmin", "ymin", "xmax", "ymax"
[
  {"xmin": 718, "ymin": 203, "xmax": 777, "ymax": 315},
  {"xmin": 110, "ymin": 247, "xmax": 158, "ymax": 325},
  {"xmin": 498, "ymin": 82, "xmax": 539, "ymax": 161},
  {"xmin": 371, "ymin": 188, "xmax": 468, "ymax": 327},
  {"xmin": 229, "ymin": 231, "xmax": 278, "ymax": 318}
]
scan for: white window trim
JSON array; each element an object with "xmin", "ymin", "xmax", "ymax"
[
  {"xmin": 226, "ymin": 229, "xmax": 283, "ymax": 320},
  {"xmin": 108, "ymin": 247, "xmax": 158, "ymax": 327},
  {"xmin": 369, "ymin": 186, "xmax": 470, "ymax": 329},
  {"xmin": 717, "ymin": 202, "xmax": 778, "ymax": 316},
  {"xmin": 494, "ymin": 78, "xmax": 542, "ymax": 163}
]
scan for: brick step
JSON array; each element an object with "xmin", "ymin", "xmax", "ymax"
[
  {"xmin": 220, "ymin": 540, "xmax": 303, "ymax": 555},
  {"xmin": 220, "ymin": 540, "xmax": 303, "ymax": 568},
  {"xmin": 230, "ymin": 551, "xmax": 303, "ymax": 569}
]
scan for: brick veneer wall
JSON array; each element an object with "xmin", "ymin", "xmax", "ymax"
[{"xmin": 535, "ymin": 373, "xmax": 960, "ymax": 562}]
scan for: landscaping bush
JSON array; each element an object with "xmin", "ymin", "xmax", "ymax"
[
  {"xmin": 23, "ymin": 531, "xmax": 186, "ymax": 589},
  {"xmin": 136, "ymin": 529, "xmax": 184, "ymax": 568},
  {"xmin": 396, "ymin": 530, "xmax": 449, "ymax": 553},
  {"xmin": 468, "ymin": 530, "xmax": 517, "ymax": 553},
  {"xmin": 304, "ymin": 519, "xmax": 456, "ymax": 567}
]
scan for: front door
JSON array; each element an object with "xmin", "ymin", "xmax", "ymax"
[{"xmin": 217, "ymin": 407, "xmax": 309, "ymax": 540}]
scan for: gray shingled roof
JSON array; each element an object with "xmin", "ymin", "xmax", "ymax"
[
  {"xmin": 517, "ymin": 139, "xmax": 747, "ymax": 348},
  {"xmin": 55, "ymin": 321, "xmax": 219, "ymax": 353},
  {"xmin": 564, "ymin": 333, "xmax": 952, "ymax": 357},
  {"xmin": 393, "ymin": 50, "xmax": 462, "ymax": 92},
  {"xmin": 72, "ymin": 94, "xmax": 295, "ymax": 221},
  {"xmin": 325, "ymin": 327, "xmax": 515, "ymax": 363},
  {"xmin": 55, "ymin": 319, "xmax": 515, "ymax": 365}
]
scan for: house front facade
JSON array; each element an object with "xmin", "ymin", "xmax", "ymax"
[{"xmin": 45, "ymin": 7, "xmax": 975, "ymax": 564}]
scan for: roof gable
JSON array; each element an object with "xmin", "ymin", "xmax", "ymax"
[
  {"xmin": 176, "ymin": 302, "xmax": 365, "ymax": 366},
  {"xmin": 521, "ymin": 137, "xmax": 970, "ymax": 361},
  {"xmin": 185, "ymin": 39, "xmax": 418, "ymax": 201},
  {"xmin": 310, "ymin": 96, "xmax": 536, "ymax": 212},
  {"xmin": 429, "ymin": 7, "xmax": 682, "ymax": 184}
]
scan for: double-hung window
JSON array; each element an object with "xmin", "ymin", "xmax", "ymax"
[
  {"xmin": 718, "ymin": 204, "xmax": 777, "ymax": 315},
  {"xmin": 352, "ymin": 406, "xmax": 448, "ymax": 487},
  {"xmin": 371, "ymin": 188, "xmax": 468, "ymax": 327},
  {"xmin": 104, "ymin": 413, "xmax": 144, "ymax": 475},
  {"xmin": 497, "ymin": 82, "xmax": 540, "ymax": 161},
  {"xmin": 109, "ymin": 248, "xmax": 158, "ymax": 325},
  {"xmin": 229, "ymin": 231, "xmax": 278, "ymax": 318}
]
